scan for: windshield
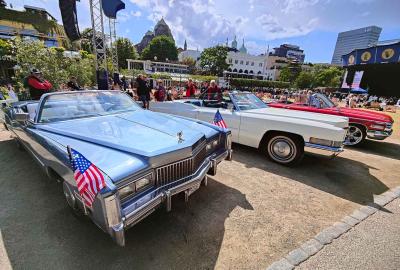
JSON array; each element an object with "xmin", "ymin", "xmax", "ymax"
[
  {"xmin": 39, "ymin": 91, "xmax": 140, "ymax": 123},
  {"xmin": 231, "ymin": 93, "xmax": 268, "ymax": 111},
  {"xmin": 312, "ymin": 93, "xmax": 335, "ymax": 108}
]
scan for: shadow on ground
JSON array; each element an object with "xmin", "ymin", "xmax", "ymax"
[
  {"xmin": 231, "ymin": 143, "xmax": 389, "ymax": 206},
  {"xmin": 349, "ymin": 139, "xmax": 400, "ymax": 160},
  {"xmin": 0, "ymin": 138, "xmax": 252, "ymax": 270}
]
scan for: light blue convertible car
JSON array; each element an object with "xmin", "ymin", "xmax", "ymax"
[{"xmin": 2, "ymin": 91, "xmax": 232, "ymax": 246}]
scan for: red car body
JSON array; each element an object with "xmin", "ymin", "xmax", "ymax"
[{"xmin": 268, "ymin": 94, "xmax": 394, "ymax": 145}]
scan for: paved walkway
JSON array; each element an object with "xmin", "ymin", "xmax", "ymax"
[{"xmin": 297, "ymin": 198, "xmax": 400, "ymax": 270}]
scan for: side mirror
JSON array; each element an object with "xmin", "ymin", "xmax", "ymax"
[{"xmin": 15, "ymin": 112, "xmax": 29, "ymax": 123}]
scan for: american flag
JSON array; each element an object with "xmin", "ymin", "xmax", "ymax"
[
  {"xmin": 213, "ymin": 110, "xmax": 227, "ymax": 128},
  {"xmin": 68, "ymin": 147, "xmax": 106, "ymax": 207}
]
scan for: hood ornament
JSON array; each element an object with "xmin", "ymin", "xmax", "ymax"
[{"xmin": 177, "ymin": 131, "xmax": 184, "ymax": 143}]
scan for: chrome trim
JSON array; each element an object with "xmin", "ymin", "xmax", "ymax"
[
  {"xmin": 367, "ymin": 130, "xmax": 392, "ymax": 140},
  {"xmin": 305, "ymin": 142, "xmax": 344, "ymax": 153},
  {"xmin": 104, "ymin": 193, "xmax": 122, "ymax": 227},
  {"xmin": 113, "ymin": 149, "xmax": 229, "ymax": 246}
]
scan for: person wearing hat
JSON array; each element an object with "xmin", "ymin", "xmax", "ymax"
[{"xmin": 25, "ymin": 69, "xmax": 52, "ymax": 100}]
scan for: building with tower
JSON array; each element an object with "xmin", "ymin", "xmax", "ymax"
[
  {"xmin": 223, "ymin": 37, "xmax": 269, "ymax": 79},
  {"xmin": 135, "ymin": 18, "xmax": 175, "ymax": 54},
  {"xmin": 178, "ymin": 40, "xmax": 201, "ymax": 63},
  {"xmin": 331, "ymin": 26, "xmax": 382, "ymax": 65},
  {"xmin": 231, "ymin": 36, "xmax": 238, "ymax": 50}
]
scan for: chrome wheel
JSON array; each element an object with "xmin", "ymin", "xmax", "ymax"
[
  {"xmin": 344, "ymin": 125, "xmax": 364, "ymax": 146},
  {"xmin": 267, "ymin": 136, "xmax": 297, "ymax": 164}
]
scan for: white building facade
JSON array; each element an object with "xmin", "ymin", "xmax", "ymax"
[{"xmin": 226, "ymin": 51, "xmax": 268, "ymax": 77}]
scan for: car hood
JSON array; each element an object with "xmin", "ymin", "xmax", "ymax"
[
  {"xmin": 336, "ymin": 107, "xmax": 394, "ymax": 123},
  {"xmin": 246, "ymin": 107, "xmax": 349, "ymax": 128},
  {"xmin": 38, "ymin": 110, "xmax": 217, "ymax": 157}
]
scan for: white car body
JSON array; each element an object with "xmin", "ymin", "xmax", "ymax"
[{"xmin": 150, "ymin": 93, "xmax": 349, "ymax": 155}]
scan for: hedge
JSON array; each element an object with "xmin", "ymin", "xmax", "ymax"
[{"xmin": 230, "ymin": 78, "xmax": 290, "ymax": 88}]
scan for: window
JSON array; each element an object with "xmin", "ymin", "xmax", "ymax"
[
  {"xmin": 246, "ymin": 61, "xmax": 249, "ymax": 65},
  {"xmin": 259, "ymin": 63, "xmax": 263, "ymax": 67},
  {"xmin": 228, "ymin": 58, "xmax": 232, "ymax": 63},
  {"xmin": 235, "ymin": 60, "xmax": 238, "ymax": 64},
  {"xmin": 240, "ymin": 60, "xmax": 243, "ymax": 64},
  {"xmin": 251, "ymin": 62, "xmax": 254, "ymax": 66}
]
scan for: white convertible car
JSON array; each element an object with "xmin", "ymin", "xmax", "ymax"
[{"xmin": 150, "ymin": 92, "xmax": 349, "ymax": 165}]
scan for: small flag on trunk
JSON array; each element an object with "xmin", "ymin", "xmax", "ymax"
[
  {"xmin": 213, "ymin": 110, "xmax": 227, "ymax": 128},
  {"xmin": 68, "ymin": 146, "xmax": 106, "ymax": 207}
]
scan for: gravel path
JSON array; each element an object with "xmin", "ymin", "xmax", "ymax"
[{"xmin": 297, "ymin": 198, "xmax": 400, "ymax": 270}]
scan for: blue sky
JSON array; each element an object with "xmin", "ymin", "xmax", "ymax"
[{"xmin": 6, "ymin": 0, "xmax": 400, "ymax": 63}]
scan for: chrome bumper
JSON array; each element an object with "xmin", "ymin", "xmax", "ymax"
[
  {"xmin": 109, "ymin": 149, "xmax": 230, "ymax": 246},
  {"xmin": 305, "ymin": 142, "xmax": 344, "ymax": 157},
  {"xmin": 367, "ymin": 129, "xmax": 392, "ymax": 140}
]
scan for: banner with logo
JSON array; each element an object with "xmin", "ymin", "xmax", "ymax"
[
  {"xmin": 343, "ymin": 42, "xmax": 400, "ymax": 66},
  {"xmin": 342, "ymin": 52, "xmax": 357, "ymax": 66},
  {"xmin": 376, "ymin": 43, "xmax": 400, "ymax": 63},
  {"xmin": 356, "ymin": 47, "xmax": 376, "ymax": 65}
]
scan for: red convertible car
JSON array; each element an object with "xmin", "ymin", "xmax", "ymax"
[{"xmin": 268, "ymin": 93, "xmax": 394, "ymax": 146}]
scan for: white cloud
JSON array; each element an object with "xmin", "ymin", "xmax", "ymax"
[{"xmin": 127, "ymin": 0, "xmax": 399, "ymax": 54}]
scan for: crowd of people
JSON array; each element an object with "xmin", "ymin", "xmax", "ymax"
[
  {"xmin": 1, "ymin": 69, "xmax": 399, "ymax": 112},
  {"xmin": 253, "ymin": 88, "xmax": 400, "ymax": 111}
]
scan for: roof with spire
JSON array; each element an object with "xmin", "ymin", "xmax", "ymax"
[
  {"xmin": 231, "ymin": 35, "xmax": 238, "ymax": 49},
  {"xmin": 239, "ymin": 38, "xmax": 247, "ymax": 53}
]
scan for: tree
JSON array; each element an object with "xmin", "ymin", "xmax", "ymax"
[
  {"xmin": 295, "ymin": 71, "xmax": 314, "ymax": 89},
  {"xmin": 14, "ymin": 38, "xmax": 96, "ymax": 89},
  {"xmin": 115, "ymin": 37, "xmax": 137, "ymax": 69},
  {"xmin": 141, "ymin": 35, "xmax": 178, "ymax": 62},
  {"xmin": 181, "ymin": 57, "xmax": 196, "ymax": 67},
  {"xmin": 80, "ymin": 28, "xmax": 93, "ymax": 53},
  {"xmin": 313, "ymin": 66, "xmax": 343, "ymax": 87},
  {"xmin": 279, "ymin": 62, "xmax": 301, "ymax": 84},
  {"xmin": 199, "ymin": 46, "xmax": 229, "ymax": 76},
  {"xmin": 0, "ymin": 39, "xmax": 12, "ymax": 57},
  {"xmin": 181, "ymin": 57, "xmax": 197, "ymax": 74}
]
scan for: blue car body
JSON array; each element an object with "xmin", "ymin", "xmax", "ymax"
[{"xmin": 2, "ymin": 91, "xmax": 232, "ymax": 246}]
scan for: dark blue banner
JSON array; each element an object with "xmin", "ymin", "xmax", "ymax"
[
  {"xmin": 342, "ymin": 52, "xmax": 357, "ymax": 66},
  {"xmin": 376, "ymin": 43, "xmax": 400, "ymax": 63},
  {"xmin": 356, "ymin": 47, "xmax": 376, "ymax": 65},
  {"xmin": 343, "ymin": 42, "xmax": 400, "ymax": 66}
]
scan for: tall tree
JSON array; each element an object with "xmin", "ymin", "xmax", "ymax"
[
  {"xmin": 279, "ymin": 62, "xmax": 301, "ymax": 83},
  {"xmin": 115, "ymin": 37, "xmax": 138, "ymax": 69},
  {"xmin": 141, "ymin": 35, "xmax": 178, "ymax": 62},
  {"xmin": 313, "ymin": 66, "xmax": 343, "ymax": 87},
  {"xmin": 0, "ymin": 0, "xmax": 6, "ymax": 8},
  {"xmin": 295, "ymin": 71, "xmax": 314, "ymax": 89},
  {"xmin": 80, "ymin": 28, "xmax": 93, "ymax": 53},
  {"xmin": 199, "ymin": 46, "xmax": 229, "ymax": 76}
]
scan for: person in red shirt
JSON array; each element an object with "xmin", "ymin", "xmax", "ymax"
[
  {"xmin": 26, "ymin": 69, "xmax": 52, "ymax": 100},
  {"xmin": 185, "ymin": 79, "xmax": 197, "ymax": 98},
  {"xmin": 207, "ymin": 80, "xmax": 222, "ymax": 101}
]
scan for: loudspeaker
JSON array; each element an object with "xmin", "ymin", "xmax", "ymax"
[
  {"xmin": 97, "ymin": 70, "xmax": 109, "ymax": 90},
  {"xmin": 101, "ymin": 0, "xmax": 125, "ymax": 19},
  {"xmin": 59, "ymin": 0, "xmax": 81, "ymax": 42}
]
